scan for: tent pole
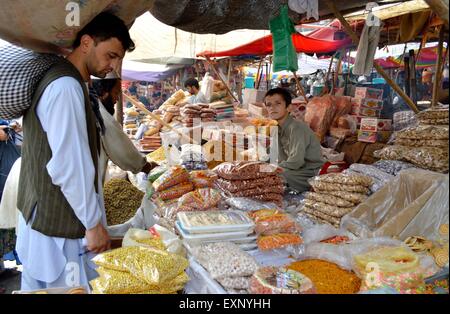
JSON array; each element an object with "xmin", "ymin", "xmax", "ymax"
[
  {"xmin": 324, "ymin": 0, "xmax": 419, "ymax": 113},
  {"xmin": 322, "ymin": 55, "xmax": 334, "ymax": 95},
  {"xmin": 205, "ymin": 56, "xmax": 239, "ymax": 103},
  {"xmin": 409, "ymin": 50, "xmax": 418, "ymax": 104},
  {"xmin": 333, "ymin": 50, "xmax": 344, "ymax": 95},
  {"xmin": 292, "ymin": 71, "xmax": 308, "ymax": 102},
  {"xmin": 227, "ymin": 58, "xmax": 232, "ymax": 85},
  {"xmin": 255, "ymin": 58, "xmax": 264, "ymax": 89},
  {"xmin": 432, "ymin": 25, "xmax": 446, "ymax": 108}
]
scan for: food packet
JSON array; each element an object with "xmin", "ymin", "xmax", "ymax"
[
  {"xmin": 249, "ymin": 267, "xmax": 316, "ymax": 294},
  {"xmin": 92, "ymin": 246, "xmax": 189, "ymax": 285},
  {"xmin": 90, "ymin": 267, "xmax": 188, "ymax": 294},
  {"xmin": 153, "ymin": 166, "xmax": 190, "ymax": 192},
  {"xmin": 257, "ymin": 233, "xmax": 303, "ymax": 251},
  {"xmin": 176, "ymin": 188, "xmax": 221, "ymax": 212},
  {"xmin": 157, "ymin": 182, "xmax": 194, "ymax": 201},
  {"xmin": 249, "ymin": 209, "xmax": 301, "ymax": 235},
  {"xmin": 189, "ymin": 170, "xmax": 218, "ymax": 188}
]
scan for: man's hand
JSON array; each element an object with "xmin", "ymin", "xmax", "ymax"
[
  {"xmin": 141, "ymin": 161, "xmax": 159, "ymax": 174},
  {"xmin": 0, "ymin": 126, "xmax": 8, "ymax": 141},
  {"xmin": 85, "ymin": 222, "xmax": 111, "ymax": 254}
]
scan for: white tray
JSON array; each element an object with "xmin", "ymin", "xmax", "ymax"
[
  {"xmin": 177, "ymin": 210, "xmax": 254, "ymax": 234},
  {"xmin": 176, "ymin": 221, "xmax": 254, "ymax": 241}
]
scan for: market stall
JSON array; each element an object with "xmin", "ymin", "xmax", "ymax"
[{"xmin": 1, "ymin": 0, "xmax": 448, "ymax": 296}]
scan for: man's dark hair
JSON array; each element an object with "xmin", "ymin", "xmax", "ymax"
[
  {"xmin": 264, "ymin": 88, "xmax": 292, "ymax": 106},
  {"xmin": 73, "ymin": 12, "xmax": 135, "ymax": 52},
  {"xmin": 184, "ymin": 78, "xmax": 200, "ymax": 89},
  {"xmin": 92, "ymin": 78, "xmax": 120, "ymax": 115}
]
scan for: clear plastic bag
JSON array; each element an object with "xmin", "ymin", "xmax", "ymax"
[
  {"xmin": 191, "ymin": 242, "xmax": 258, "ymax": 279},
  {"xmin": 348, "ymin": 164, "xmax": 394, "ymax": 184},
  {"xmin": 415, "ymin": 106, "xmax": 448, "ymax": 121},
  {"xmin": 225, "ymin": 197, "xmax": 282, "ymax": 212},
  {"xmin": 217, "ymin": 276, "xmax": 251, "ymax": 290},
  {"xmin": 372, "ymin": 160, "xmax": 417, "ymax": 176},
  {"xmin": 304, "ymin": 94, "xmax": 337, "ymax": 142},
  {"xmin": 304, "ymin": 191, "xmax": 354, "ymax": 208},
  {"xmin": 301, "ymin": 199, "xmax": 354, "ymax": 218},
  {"xmin": 92, "ymin": 246, "xmax": 189, "ymax": 286},
  {"xmin": 310, "ymin": 173, "xmax": 373, "ymax": 187},
  {"xmin": 249, "ymin": 267, "xmax": 316, "ymax": 294},
  {"xmin": 176, "ymin": 188, "xmax": 221, "ymax": 212},
  {"xmin": 396, "ymin": 125, "xmax": 449, "ymax": 140},
  {"xmin": 215, "ymin": 175, "xmax": 284, "ymax": 193},
  {"xmin": 152, "ymin": 166, "xmax": 189, "ymax": 192},
  {"xmin": 213, "ymin": 161, "xmax": 283, "ymax": 181},
  {"xmin": 189, "ymin": 170, "xmax": 218, "ymax": 188},
  {"xmin": 200, "ymin": 72, "xmax": 215, "ymax": 103},
  {"xmin": 309, "ymin": 180, "xmax": 371, "ymax": 194},
  {"xmin": 122, "ymin": 228, "xmax": 166, "ymax": 251},
  {"xmin": 341, "ymin": 169, "xmax": 449, "ymax": 241},
  {"xmin": 249, "ymin": 209, "xmax": 301, "ymax": 235},
  {"xmin": 302, "ymin": 224, "xmax": 354, "ymax": 245},
  {"xmin": 257, "ymin": 233, "xmax": 303, "ymax": 251},
  {"xmin": 157, "ymin": 182, "xmax": 194, "ymax": 201},
  {"xmin": 180, "ymin": 144, "xmax": 205, "ymax": 163}
]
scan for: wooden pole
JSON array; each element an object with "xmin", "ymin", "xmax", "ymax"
[
  {"xmin": 292, "ymin": 71, "xmax": 308, "ymax": 102},
  {"xmin": 323, "ymin": 55, "xmax": 334, "ymax": 94},
  {"xmin": 227, "ymin": 58, "xmax": 232, "ymax": 85},
  {"xmin": 333, "ymin": 50, "xmax": 344, "ymax": 95},
  {"xmin": 324, "ymin": 0, "xmax": 419, "ymax": 113},
  {"xmin": 122, "ymin": 93, "xmax": 198, "ymax": 144},
  {"xmin": 265, "ymin": 62, "xmax": 270, "ymax": 90},
  {"xmin": 255, "ymin": 58, "xmax": 263, "ymax": 89},
  {"xmin": 205, "ymin": 56, "xmax": 239, "ymax": 102},
  {"xmin": 409, "ymin": 50, "xmax": 418, "ymax": 105},
  {"xmin": 404, "ymin": 56, "xmax": 411, "ymax": 97},
  {"xmin": 432, "ymin": 25, "xmax": 446, "ymax": 108}
]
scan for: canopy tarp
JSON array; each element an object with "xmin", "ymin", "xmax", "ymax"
[
  {"xmin": 121, "ymin": 60, "xmax": 185, "ymax": 81},
  {"xmin": 0, "ymin": 0, "xmax": 417, "ymax": 53},
  {"xmin": 197, "ymin": 31, "xmax": 352, "ymax": 58},
  {"xmin": 374, "ymin": 45, "xmax": 447, "ymax": 69}
]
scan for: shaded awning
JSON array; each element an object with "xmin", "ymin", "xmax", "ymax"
[
  {"xmin": 121, "ymin": 60, "xmax": 185, "ymax": 82},
  {"xmin": 197, "ymin": 32, "xmax": 352, "ymax": 58}
]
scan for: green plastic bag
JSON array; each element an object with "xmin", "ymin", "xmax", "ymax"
[{"xmin": 270, "ymin": 5, "xmax": 298, "ymax": 73}]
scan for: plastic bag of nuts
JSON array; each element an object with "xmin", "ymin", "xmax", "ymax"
[{"xmin": 192, "ymin": 242, "xmax": 258, "ymax": 279}]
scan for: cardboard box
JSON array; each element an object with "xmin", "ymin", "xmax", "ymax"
[
  {"xmin": 377, "ymin": 119, "xmax": 393, "ymax": 131},
  {"xmin": 377, "ymin": 131, "xmax": 393, "ymax": 143},
  {"xmin": 354, "ymin": 87, "xmax": 384, "ymax": 100},
  {"xmin": 358, "ymin": 130, "xmax": 377, "ymax": 143},
  {"xmin": 243, "ymin": 89, "xmax": 267, "ymax": 106},
  {"xmin": 360, "ymin": 118, "xmax": 378, "ymax": 132},
  {"xmin": 351, "ymin": 106, "xmax": 382, "ymax": 117},
  {"xmin": 351, "ymin": 97, "xmax": 383, "ymax": 110}
]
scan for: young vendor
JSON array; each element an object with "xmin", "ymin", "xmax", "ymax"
[{"xmin": 264, "ymin": 88, "xmax": 324, "ymax": 192}]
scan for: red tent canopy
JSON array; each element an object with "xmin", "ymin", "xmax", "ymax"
[{"xmin": 197, "ymin": 31, "xmax": 352, "ymax": 58}]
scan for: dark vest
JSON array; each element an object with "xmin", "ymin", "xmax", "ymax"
[{"xmin": 17, "ymin": 59, "xmax": 100, "ymax": 239}]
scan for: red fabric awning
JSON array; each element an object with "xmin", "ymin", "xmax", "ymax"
[{"xmin": 197, "ymin": 32, "xmax": 352, "ymax": 58}]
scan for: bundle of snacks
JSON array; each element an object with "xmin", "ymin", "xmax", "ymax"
[
  {"xmin": 189, "ymin": 170, "xmax": 217, "ymax": 188},
  {"xmin": 139, "ymin": 134, "xmax": 162, "ymax": 151},
  {"xmin": 181, "ymin": 103, "xmax": 213, "ymax": 127},
  {"xmin": 396, "ymin": 125, "xmax": 449, "ymax": 141},
  {"xmin": 192, "ymin": 242, "xmax": 258, "ymax": 282},
  {"xmin": 213, "ymin": 161, "xmax": 284, "ymax": 206},
  {"xmin": 217, "ymin": 276, "xmax": 252, "ymax": 292},
  {"xmin": 249, "ymin": 267, "xmax": 316, "ymax": 294},
  {"xmin": 91, "ymin": 246, "xmax": 189, "ymax": 294},
  {"xmin": 372, "ymin": 160, "xmax": 417, "ymax": 176},
  {"xmin": 300, "ymin": 173, "xmax": 372, "ymax": 227},
  {"xmin": 416, "ymin": 107, "xmax": 449, "ymax": 125},
  {"xmin": 345, "ymin": 163, "xmax": 395, "ymax": 193},
  {"xmin": 152, "ymin": 166, "xmax": 194, "ymax": 201},
  {"xmin": 353, "ymin": 246, "xmax": 426, "ymax": 292},
  {"xmin": 104, "ymin": 179, "xmax": 144, "ymax": 226},
  {"xmin": 160, "ymin": 89, "xmax": 187, "ymax": 109},
  {"xmin": 176, "ymin": 188, "xmax": 221, "ymax": 212},
  {"xmin": 257, "ymin": 233, "xmax": 303, "ymax": 251},
  {"xmin": 249, "ymin": 209, "xmax": 301, "ymax": 235},
  {"xmin": 287, "ymin": 259, "xmax": 361, "ymax": 294}
]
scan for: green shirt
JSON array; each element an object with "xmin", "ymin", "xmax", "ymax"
[{"xmin": 277, "ymin": 115, "xmax": 324, "ymax": 192}]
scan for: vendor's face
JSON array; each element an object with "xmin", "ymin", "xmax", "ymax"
[
  {"xmin": 264, "ymin": 94, "xmax": 288, "ymax": 121},
  {"xmin": 84, "ymin": 36, "xmax": 125, "ymax": 78},
  {"xmin": 186, "ymin": 86, "xmax": 197, "ymax": 95}
]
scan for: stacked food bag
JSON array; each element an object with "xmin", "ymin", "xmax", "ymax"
[
  {"xmin": 152, "ymin": 166, "xmax": 194, "ymax": 202},
  {"xmin": 374, "ymin": 124, "xmax": 449, "ymax": 173},
  {"xmin": 210, "ymin": 101, "xmax": 235, "ymax": 122},
  {"xmin": 214, "ymin": 161, "xmax": 285, "ymax": 207},
  {"xmin": 181, "ymin": 103, "xmax": 215, "ymax": 127},
  {"xmin": 249, "ymin": 267, "xmax": 316, "ymax": 294},
  {"xmin": 248, "ymin": 209, "xmax": 303, "ymax": 252},
  {"xmin": 343, "ymin": 163, "xmax": 395, "ymax": 193},
  {"xmin": 139, "ymin": 134, "xmax": 162, "ymax": 151},
  {"xmin": 191, "ymin": 242, "xmax": 258, "ymax": 294},
  {"xmin": 300, "ymin": 173, "xmax": 373, "ymax": 228},
  {"xmin": 90, "ymin": 246, "xmax": 189, "ymax": 294},
  {"xmin": 160, "ymin": 105, "xmax": 182, "ymax": 124}
]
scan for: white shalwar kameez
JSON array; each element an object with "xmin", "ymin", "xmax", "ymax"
[{"xmin": 16, "ymin": 77, "xmax": 106, "ymax": 291}]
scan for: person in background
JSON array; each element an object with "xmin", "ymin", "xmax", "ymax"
[
  {"xmin": 16, "ymin": 12, "xmax": 135, "ymax": 291},
  {"xmin": 184, "ymin": 78, "xmax": 208, "ymax": 104},
  {"xmin": 264, "ymin": 88, "xmax": 324, "ymax": 192},
  {"xmin": 91, "ymin": 74, "xmax": 157, "ymax": 184},
  {"xmin": 128, "ymin": 81, "xmax": 138, "ymax": 96}
]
